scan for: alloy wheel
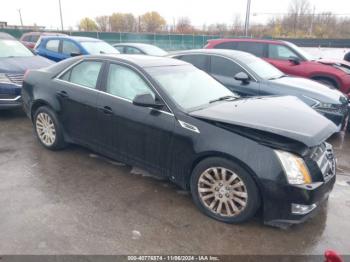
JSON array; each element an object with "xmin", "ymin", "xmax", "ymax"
[
  {"xmin": 198, "ymin": 167, "xmax": 248, "ymax": 217},
  {"xmin": 36, "ymin": 112, "xmax": 56, "ymax": 146}
]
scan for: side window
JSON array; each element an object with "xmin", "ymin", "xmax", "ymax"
[
  {"xmin": 62, "ymin": 40, "xmax": 80, "ymax": 55},
  {"xmin": 22, "ymin": 35, "xmax": 30, "ymax": 41},
  {"xmin": 45, "ymin": 39, "xmax": 60, "ymax": 52},
  {"xmin": 214, "ymin": 42, "xmax": 238, "ymax": 50},
  {"xmin": 236, "ymin": 42, "xmax": 266, "ymax": 57},
  {"xmin": 125, "ymin": 47, "xmax": 143, "ymax": 54},
  {"xmin": 211, "ymin": 56, "xmax": 243, "ymax": 77},
  {"xmin": 268, "ymin": 44, "xmax": 299, "ymax": 60},
  {"xmin": 106, "ymin": 64, "xmax": 154, "ymax": 101},
  {"xmin": 114, "ymin": 46, "xmax": 124, "ymax": 53},
  {"xmin": 179, "ymin": 55, "xmax": 208, "ymax": 71},
  {"xmin": 60, "ymin": 61, "xmax": 103, "ymax": 89}
]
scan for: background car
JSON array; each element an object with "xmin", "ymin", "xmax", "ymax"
[
  {"xmin": 113, "ymin": 43, "xmax": 167, "ymax": 56},
  {"xmin": 170, "ymin": 49, "xmax": 349, "ymax": 131},
  {"xmin": 35, "ymin": 36, "xmax": 119, "ymax": 62},
  {"xmin": 20, "ymin": 32, "xmax": 67, "ymax": 50},
  {"xmin": 22, "ymin": 54, "xmax": 337, "ymax": 227},
  {"xmin": 205, "ymin": 38, "xmax": 350, "ymax": 98},
  {"xmin": 0, "ymin": 32, "xmax": 52, "ymax": 110}
]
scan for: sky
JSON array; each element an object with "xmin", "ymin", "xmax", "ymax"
[{"xmin": 1, "ymin": 0, "xmax": 350, "ymax": 30}]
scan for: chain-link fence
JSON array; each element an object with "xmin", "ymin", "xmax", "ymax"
[{"xmin": 2, "ymin": 28, "xmax": 350, "ymax": 49}]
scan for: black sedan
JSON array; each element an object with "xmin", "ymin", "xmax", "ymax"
[
  {"xmin": 22, "ymin": 55, "xmax": 337, "ymax": 227},
  {"xmin": 0, "ymin": 32, "xmax": 52, "ymax": 110},
  {"xmin": 169, "ymin": 49, "xmax": 349, "ymax": 131}
]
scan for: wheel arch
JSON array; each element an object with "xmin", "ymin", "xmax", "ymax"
[{"xmin": 310, "ymin": 74, "xmax": 340, "ymax": 89}]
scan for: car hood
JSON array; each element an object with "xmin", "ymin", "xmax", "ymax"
[
  {"xmin": 317, "ymin": 58, "xmax": 350, "ymax": 68},
  {"xmin": 269, "ymin": 76, "xmax": 347, "ymax": 104},
  {"xmin": 0, "ymin": 56, "xmax": 53, "ymax": 73},
  {"xmin": 190, "ymin": 96, "xmax": 337, "ymax": 147}
]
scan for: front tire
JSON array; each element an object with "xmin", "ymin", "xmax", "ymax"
[
  {"xmin": 190, "ymin": 157, "xmax": 260, "ymax": 223},
  {"xmin": 34, "ymin": 106, "xmax": 67, "ymax": 150}
]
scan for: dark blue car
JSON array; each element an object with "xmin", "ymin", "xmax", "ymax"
[
  {"xmin": 0, "ymin": 32, "xmax": 52, "ymax": 110},
  {"xmin": 35, "ymin": 36, "xmax": 119, "ymax": 62}
]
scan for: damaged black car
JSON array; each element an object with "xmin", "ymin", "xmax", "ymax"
[{"xmin": 22, "ymin": 55, "xmax": 337, "ymax": 227}]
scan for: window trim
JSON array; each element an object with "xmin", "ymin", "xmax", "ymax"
[
  {"xmin": 57, "ymin": 59, "xmax": 105, "ymax": 90},
  {"xmin": 55, "ymin": 58, "xmax": 174, "ymax": 116}
]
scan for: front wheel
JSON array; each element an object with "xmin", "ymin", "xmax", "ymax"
[
  {"xmin": 190, "ymin": 157, "xmax": 260, "ymax": 223},
  {"xmin": 34, "ymin": 106, "xmax": 67, "ymax": 150}
]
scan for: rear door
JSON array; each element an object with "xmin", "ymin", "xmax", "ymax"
[
  {"xmin": 54, "ymin": 59, "xmax": 104, "ymax": 146},
  {"xmin": 265, "ymin": 44, "xmax": 306, "ymax": 76},
  {"xmin": 40, "ymin": 39, "xmax": 63, "ymax": 62},
  {"xmin": 209, "ymin": 55, "xmax": 260, "ymax": 96}
]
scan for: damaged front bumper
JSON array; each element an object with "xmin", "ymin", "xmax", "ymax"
[{"xmin": 263, "ymin": 143, "xmax": 336, "ymax": 228}]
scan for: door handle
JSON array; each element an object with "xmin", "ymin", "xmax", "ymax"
[
  {"xmin": 99, "ymin": 106, "xmax": 113, "ymax": 115},
  {"xmin": 57, "ymin": 90, "xmax": 68, "ymax": 98}
]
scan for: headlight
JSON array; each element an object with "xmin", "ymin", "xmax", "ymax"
[
  {"xmin": 0, "ymin": 73, "xmax": 12, "ymax": 84},
  {"xmin": 314, "ymin": 102, "xmax": 334, "ymax": 110},
  {"xmin": 275, "ymin": 150, "xmax": 312, "ymax": 185}
]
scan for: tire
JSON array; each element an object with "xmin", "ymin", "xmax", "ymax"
[
  {"xmin": 190, "ymin": 157, "xmax": 260, "ymax": 224},
  {"xmin": 33, "ymin": 106, "xmax": 67, "ymax": 150}
]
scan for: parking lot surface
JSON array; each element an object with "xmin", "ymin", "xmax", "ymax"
[{"xmin": 1, "ymin": 109, "xmax": 350, "ymax": 255}]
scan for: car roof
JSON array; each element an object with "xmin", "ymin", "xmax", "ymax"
[
  {"xmin": 0, "ymin": 32, "xmax": 16, "ymax": 40},
  {"xmin": 41, "ymin": 35, "xmax": 102, "ymax": 42},
  {"xmin": 207, "ymin": 38, "xmax": 288, "ymax": 45},
  {"xmin": 85, "ymin": 54, "xmax": 188, "ymax": 68},
  {"xmin": 170, "ymin": 48, "xmax": 257, "ymax": 61},
  {"xmin": 114, "ymin": 43, "xmax": 159, "ymax": 48}
]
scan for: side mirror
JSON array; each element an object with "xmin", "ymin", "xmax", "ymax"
[
  {"xmin": 288, "ymin": 56, "xmax": 301, "ymax": 65},
  {"xmin": 133, "ymin": 93, "xmax": 164, "ymax": 109},
  {"xmin": 234, "ymin": 72, "xmax": 250, "ymax": 84},
  {"xmin": 70, "ymin": 52, "xmax": 81, "ymax": 57}
]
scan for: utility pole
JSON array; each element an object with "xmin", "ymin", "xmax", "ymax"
[
  {"xmin": 244, "ymin": 0, "xmax": 251, "ymax": 36},
  {"xmin": 58, "ymin": 0, "xmax": 64, "ymax": 31},
  {"xmin": 18, "ymin": 9, "xmax": 23, "ymax": 27}
]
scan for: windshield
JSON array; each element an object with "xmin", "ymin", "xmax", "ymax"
[
  {"xmin": 142, "ymin": 45, "xmax": 167, "ymax": 56},
  {"xmin": 81, "ymin": 41, "xmax": 120, "ymax": 55},
  {"xmin": 146, "ymin": 65, "xmax": 235, "ymax": 111},
  {"xmin": 0, "ymin": 40, "xmax": 33, "ymax": 58},
  {"xmin": 287, "ymin": 42, "xmax": 315, "ymax": 61},
  {"xmin": 244, "ymin": 55, "xmax": 284, "ymax": 80}
]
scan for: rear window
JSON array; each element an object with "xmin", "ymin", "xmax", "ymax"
[{"xmin": 45, "ymin": 39, "xmax": 60, "ymax": 52}]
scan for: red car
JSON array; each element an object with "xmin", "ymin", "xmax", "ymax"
[
  {"xmin": 205, "ymin": 38, "xmax": 350, "ymax": 98},
  {"xmin": 20, "ymin": 32, "xmax": 66, "ymax": 50}
]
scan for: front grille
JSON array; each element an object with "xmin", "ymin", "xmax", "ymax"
[
  {"xmin": 310, "ymin": 142, "xmax": 336, "ymax": 181},
  {"xmin": 6, "ymin": 73, "xmax": 24, "ymax": 86},
  {"xmin": 319, "ymin": 104, "xmax": 348, "ymax": 114}
]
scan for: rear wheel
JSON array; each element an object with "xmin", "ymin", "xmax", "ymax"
[
  {"xmin": 190, "ymin": 157, "xmax": 260, "ymax": 223},
  {"xmin": 34, "ymin": 106, "xmax": 67, "ymax": 150}
]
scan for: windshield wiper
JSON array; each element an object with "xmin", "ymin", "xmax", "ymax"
[{"xmin": 209, "ymin": 95, "xmax": 237, "ymax": 104}]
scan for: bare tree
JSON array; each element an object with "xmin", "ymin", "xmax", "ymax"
[
  {"xmin": 176, "ymin": 17, "xmax": 193, "ymax": 33},
  {"xmin": 95, "ymin": 16, "xmax": 110, "ymax": 32}
]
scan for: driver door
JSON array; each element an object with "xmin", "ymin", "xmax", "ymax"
[
  {"xmin": 96, "ymin": 62, "xmax": 175, "ymax": 175},
  {"xmin": 265, "ymin": 44, "xmax": 306, "ymax": 76},
  {"xmin": 209, "ymin": 55, "xmax": 260, "ymax": 97}
]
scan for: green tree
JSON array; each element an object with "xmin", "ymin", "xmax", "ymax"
[
  {"xmin": 140, "ymin": 11, "xmax": 166, "ymax": 32},
  {"xmin": 79, "ymin": 17, "xmax": 98, "ymax": 31}
]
